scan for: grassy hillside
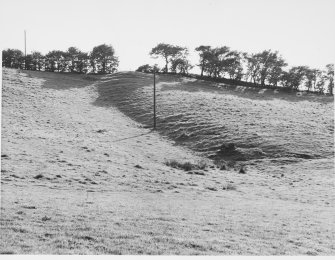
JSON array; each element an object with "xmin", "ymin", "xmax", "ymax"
[
  {"xmin": 1, "ymin": 68, "xmax": 334, "ymax": 255},
  {"xmin": 94, "ymin": 72, "xmax": 334, "ymax": 167}
]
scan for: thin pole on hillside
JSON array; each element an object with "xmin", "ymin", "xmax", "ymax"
[
  {"xmin": 153, "ymin": 71, "xmax": 156, "ymax": 130},
  {"xmin": 24, "ymin": 30, "xmax": 26, "ymax": 69}
]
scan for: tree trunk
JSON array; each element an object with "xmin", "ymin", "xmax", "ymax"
[
  {"xmin": 165, "ymin": 56, "xmax": 168, "ymax": 73},
  {"xmin": 329, "ymin": 80, "xmax": 334, "ymax": 95},
  {"xmin": 103, "ymin": 59, "xmax": 106, "ymax": 74}
]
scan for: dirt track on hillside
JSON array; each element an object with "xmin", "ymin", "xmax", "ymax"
[{"xmin": 1, "ymin": 69, "xmax": 334, "ymax": 254}]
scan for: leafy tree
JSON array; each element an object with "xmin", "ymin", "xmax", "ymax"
[
  {"xmin": 136, "ymin": 64, "xmax": 161, "ymax": 73},
  {"xmin": 195, "ymin": 45, "xmax": 212, "ymax": 77},
  {"xmin": 13, "ymin": 49, "xmax": 24, "ymax": 68},
  {"xmin": 281, "ymin": 66, "xmax": 308, "ymax": 90},
  {"xmin": 325, "ymin": 64, "xmax": 334, "ymax": 95},
  {"xmin": 280, "ymin": 71, "xmax": 291, "ymax": 88},
  {"xmin": 31, "ymin": 51, "xmax": 44, "ymax": 71},
  {"xmin": 150, "ymin": 43, "xmax": 187, "ymax": 73},
  {"xmin": 44, "ymin": 53, "xmax": 55, "ymax": 72},
  {"xmin": 66, "ymin": 47, "xmax": 81, "ymax": 72},
  {"xmin": 2, "ymin": 49, "xmax": 24, "ymax": 68},
  {"xmin": 90, "ymin": 44, "xmax": 118, "ymax": 74},
  {"xmin": 245, "ymin": 50, "xmax": 287, "ymax": 86},
  {"xmin": 258, "ymin": 50, "xmax": 286, "ymax": 86},
  {"xmin": 267, "ymin": 61, "xmax": 286, "ymax": 87},
  {"xmin": 245, "ymin": 53, "xmax": 261, "ymax": 84},
  {"xmin": 266, "ymin": 55, "xmax": 287, "ymax": 87},
  {"xmin": 136, "ymin": 64, "xmax": 153, "ymax": 73},
  {"xmin": 45, "ymin": 50, "xmax": 67, "ymax": 72},
  {"xmin": 24, "ymin": 54, "xmax": 34, "ymax": 70},
  {"xmin": 304, "ymin": 68, "xmax": 322, "ymax": 92},
  {"xmin": 76, "ymin": 52, "xmax": 89, "ymax": 74},
  {"xmin": 315, "ymin": 73, "xmax": 326, "ymax": 94},
  {"xmin": 170, "ymin": 58, "xmax": 193, "ymax": 75},
  {"xmin": 257, "ymin": 50, "xmax": 274, "ymax": 86},
  {"xmin": 224, "ymin": 51, "xmax": 244, "ymax": 80},
  {"xmin": 197, "ymin": 46, "xmax": 233, "ymax": 78},
  {"xmin": 2, "ymin": 49, "xmax": 11, "ymax": 67},
  {"xmin": 208, "ymin": 46, "xmax": 232, "ymax": 78},
  {"xmin": 2, "ymin": 49, "xmax": 12, "ymax": 67}
]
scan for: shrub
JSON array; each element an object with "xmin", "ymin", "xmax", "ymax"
[
  {"xmin": 34, "ymin": 174, "xmax": 44, "ymax": 179},
  {"xmin": 223, "ymin": 183, "xmax": 236, "ymax": 191},
  {"xmin": 136, "ymin": 64, "xmax": 153, "ymax": 73},
  {"xmin": 214, "ymin": 159, "xmax": 228, "ymax": 170},
  {"xmin": 239, "ymin": 166, "xmax": 246, "ymax": 174},
  {"xmin": 165, "ymin": 159, "xmax": 208, "ymax": 171},
  {"xmin": 197, "ymin": 160, "xmax": 208, "ymax": 170}
]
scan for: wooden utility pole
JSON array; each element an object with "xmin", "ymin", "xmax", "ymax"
[
  {"xmin": 24, "ymin": 30, "xmax": 26, "ymax": 69},
  {"xmin": 153, "ymin": 71, "xmax": 156, "ymax": 130},
  {"xmin": 24, "ymin": 30, "xmax": 26, "ymax": 56}
]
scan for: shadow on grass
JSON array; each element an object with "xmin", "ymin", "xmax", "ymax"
[
  {"xmin": 158, "ymin": 75, "xmax": 334, "ymax": 104},
  {"xmin": 19, "ymin": 70, "xmax": 334, "ymax": 104},
  {"xmin": 111, "ymin": 130, "xmax": 153, "ymax": 143},
  {"xmin": 25, "ymin": 70, "xmax": 102, "ymax": 90}
]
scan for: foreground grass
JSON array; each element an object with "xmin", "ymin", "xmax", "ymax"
[{"xmin": 2, "ymin": 184, "xmax": 333, "ymax": 255}]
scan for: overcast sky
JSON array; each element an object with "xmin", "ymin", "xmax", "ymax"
[{"xmin": 0, "ymin": 0, "xmax": 334, "ymax": 72}]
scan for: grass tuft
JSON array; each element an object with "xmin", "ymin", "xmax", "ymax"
[
  {"xmin": 165, "ymin": 159, "xmax": 208, "ymax": 171},
  {"xmin": 239, "ymin": 166, "xmax": 246, "ymax": 174},
  {"xmin": 214, "ymin": 159, "xmax": 228, "ymax": 170},
  {"xmin": 223, "ymin": 183, "xmax": 237, "ymax": 191},
  {"xmin": 82, "ymin": 75, "xmax": 98, "ymax": 81}
]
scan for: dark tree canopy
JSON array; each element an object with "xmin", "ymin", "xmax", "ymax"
[
  {"xmin": 245, "ymin": 50, "xmax": 287, "ymax": 86},
  {"xmin": 31, "ymin": 51, "xmax": 44, "ymax": 71},
  {"xmin": 225, "ymin": 51, "xmax": 244, "ymax": 80},
  {"xmin": 2, "ymin": 49, "xmax": 24, "ymax": 68},
  {"xmin": 2, "ymin": 44, "xmax": 118, "ymax": 75},
  {"xmin": 280, "ymin": 66, "xmax": 308, "ymax": 90},
  {"xmin": 196, "ymin": 46, "xmax": 239, "ymax": 79},
  {"xmin": 90, "ymin": 44, "xmax": 118, "ymax": 74},
  {"xmin": 195, "ymin": 45, "xmax": 211, "ymax": 77},
  {"xmin": 170, "ymin": 58, "xmax": 193, "ymax": 75},
  {"xmin": 325, "ymin": 64, "xmax": 334, "ymax": 95},
  {"xmin": 150, "ymin": 43, "xmax": 187, "ymax": 73},
  {"xmin": 45, "ymin": 50, "xmax": 67, "ymax": 72},
  {"xmin": 67, "ymin": 47, "xmax": 81, "ymax": 72}
]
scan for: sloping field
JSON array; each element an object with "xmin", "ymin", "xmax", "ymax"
[
  {"xmin": 1, "ymin": 68, "xmax": 334, "ymax": 255},
  {"xmin": 94, "ymin": 72, "xmax": 334, "ymax": 165}
]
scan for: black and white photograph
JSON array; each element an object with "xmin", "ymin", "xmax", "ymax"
[{"xmin": 0, "ymin": 0, "xmax": 334, "ymax": 255}]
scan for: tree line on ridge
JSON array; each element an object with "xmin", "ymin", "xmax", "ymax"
[
  {"xmin": 2, "ymin": 42, "xmax": 333, "ymax": 94},
  {"xmin": 137, "ymin": 43, "xmax": 334, "ymax": 95},
  {"xmin": 2, "ymin": 44, "xmax": 118, "ymax": 74}
]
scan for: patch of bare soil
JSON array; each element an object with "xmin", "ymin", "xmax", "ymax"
[{"xmin": 1, "ymin": 69, "xmax": 334, "ymax": 255}]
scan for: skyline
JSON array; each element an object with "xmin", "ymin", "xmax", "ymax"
[{"xmin": 1, "ymin": 0, "xmax": 334, "ymax": 72}]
